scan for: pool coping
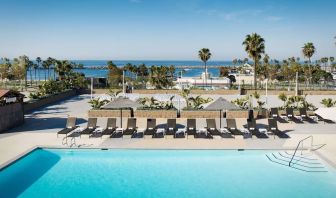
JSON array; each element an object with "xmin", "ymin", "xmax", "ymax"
[
  {"xmin": 0, "ymin": 146, "xmax": 39, "ymax": 170},
  {"xmin": 2, "ymin": 145, "xmax": 335, "ymax": 171}
]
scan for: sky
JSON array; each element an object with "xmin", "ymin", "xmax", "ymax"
[{"xmin": 0, "ymin": 0, "xmax": 335, "ymax": 61}]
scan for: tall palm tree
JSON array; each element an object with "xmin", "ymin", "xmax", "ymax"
[
  {"xmin": 33, "ymin": 63, "xmax": 38, "ymax": 86},
  {"xmin": 42, "ymin": 60, "xmax": 48, "ymax": 81},
  {"xmin": 242, "ymin": 33, "xmax": 265, "ymax": 88},
  {"xmin": 198, "ymin": 48, "xmax": 212, "ymax": 87},
  {"xmin": 18, "ymin": 55, "xmax": 30, "ymax": 90},
  {"xmin": 330, "ymin": 57, "xmax": 335, "ymax": 72},
  {"xmin": 55, "ymin": 60, "xmax": 73, "ymax": 80},
  {"xmin": 302, "ymin": 42, "xmax": 315, "ymax": 83},
  {"xmin": 168, "ymin": 65, "xmax": 175, "ymax": 81},
  {"xmin": 46, "ymin": 57, "xmax": 54, "ymax": 80},
  {"xmin": 263, "ymin": 54, "xmax": 270, "ymax": 79},
  {"xmin": 36, "ymin": 57, "xmax": 42, "ymax": 82}
]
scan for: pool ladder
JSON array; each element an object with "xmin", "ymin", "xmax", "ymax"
[{"xmin": 266, "ymin": 136, "xmax": 327, "ymax": 172}]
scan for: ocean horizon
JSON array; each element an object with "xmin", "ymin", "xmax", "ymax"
[
  {"xmin": 71, "ymin": 60, "xmax": 234, "ymax": 67},
  {"xmin": 26, "ymin": 60, "xmax": 237, "ymax": 80}
]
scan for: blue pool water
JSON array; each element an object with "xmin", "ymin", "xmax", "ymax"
[{"xmin": 0, "ymin": 149, "xmax": 335, "ymax": 198}]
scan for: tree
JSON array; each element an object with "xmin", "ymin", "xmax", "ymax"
[
  {"xmin": 33, "ymin": 63, "xmax": 39, "ymax": 86},
  {"xmin": 168, "ymin": 65, "xmax": 175, "ymax": 81},
  {"xmin": 219, "ymin": 67, "xmax": 230, "ymax": 77},
  {"xmin": 321, "ymin": 98, "xmax": 336, "ymax": 108},
  {"xmin": 242, "ymin": 33, "xmax": 265, "ymax": 89},
  {"xmin": 330, "ymin": 57, "xmax": 335, "ymax": 72},
  {"xmin": 263, "ymin": 54, "xmax": 270, "ymax": 78},
  {"xmin": 42, "ymin": 60, "xmax": 48, "ymax": 81},
  {"xmin": 278, "ymin": 92, "xmax": 287, "ymax": 108},
  {"xmin": 232, "ymin": 59, "xmax": 238, "ymax": 66},
  {"xmin": 149, "ymin": 65, "xmax": 173, "ymax": 89},
  {"xmin": 18, "ymin": 55, "xmax": 30, "ymax": 89},
  {"xmin": 228, "ymin": 75, "xmax": 236, "ymax": 88},
  {"xmin": 0, "ymin": 58, "xmax": 12, "ymax": 81},
  {"xmin": 55, "ymin": 60, "xmax": 73, "ymax": 80},
  {"xmin": 46, "ymin": 57, "xmax": 55, "ymax": 80},
  {"xmin": 36, "ymin": 57, "xmax": 42, "ymax": 82},
  {"xmin": 107, "ymin": 61, "xmax": 122, "ymax": 88},
  {"xmin": 198, "ymin": 48, "xmax": 212, "ymax": 87},
  {"xmin": 302, "ymin": 42, "xmax": 315, "ymax": 83},
  {"xmin": 138, "ymin": 64, "xmax": 148, "ymax": 78}
]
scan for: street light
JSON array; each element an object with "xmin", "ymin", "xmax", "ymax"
[
  {"xmin": 295, "ymin": 72, "xmax": 298, "ymax": 96},
  {"xmin": 123, "ymin": 69, "xmax": 125, "ymax": 97},
  {"xmin": 265, "ymin": 78, "xmax": 268, "ymax": 109}
]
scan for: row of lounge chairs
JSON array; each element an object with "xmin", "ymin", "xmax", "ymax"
[
  {"xmin": 57, "ymin": 117, "xmax": 288, "ymax": 139},
  {"xmin": 270, "ymin": 108, "xmax": 318, "ymax": 123}
]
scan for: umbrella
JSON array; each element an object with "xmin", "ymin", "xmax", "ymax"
[
  {"xmin": 205, "ymin": 97, "xmax": 241, "ymax": 128},
  {"xmin": 314, "ymin": 107, "xmax": 336, "ymax": 121},
  {"xmin": 205, "ymin": 97, "xmax": 240, "ymax": 111},
  {"xmin": 101, "ymin": 97, "xmax": 142, "ymax": 127}
]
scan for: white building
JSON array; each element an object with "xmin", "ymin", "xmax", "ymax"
[{"xmin": 174, "ymin": 72, "xmax": 230, "ymax": 90}]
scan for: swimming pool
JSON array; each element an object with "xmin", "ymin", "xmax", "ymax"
[{"xmin": 0, "ymin": 149, "xmax": 335, "ymax": 198}]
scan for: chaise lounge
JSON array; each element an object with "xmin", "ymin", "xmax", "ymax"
[
  {"xmin": 166, "ymin": 119, "xmax": 177, "ymax": 136},
  {"xmin": 270, "ymin": 108, "xmax": 279, "ymax": 119},
  {"xmin": 144, "ymin": 118, "xmax": 157, "ymax": 137},
  {"xmin": 57, "ymin": 117, "xmax": 78, "ymax": 137},
  {"xmin": 102, "ymin": 118, "xmax": 117, "ymax": 136},
  {"xmin": 81, "ymin": 118, "xmax": 98, "ymax": 137},
  {"xmin": 268, "ymin": 118, "xmax": 289, "ymax": 138},
  {"xmin": 247, "ymin": 119, "xmax": 268, "ymax": 138},
  {"xmin": 123, "ymin": 118, "xmax": 137, "ymax": 137},
  {"xmin": 226, "ymin": 119, "xmax": 247, "ymax": 137},
  {"xmin": 186, "ymin": 119, "xmax": 196, "ymax": 138}
]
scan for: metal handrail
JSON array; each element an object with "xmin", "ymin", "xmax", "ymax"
[{"xmin": 289, "ymin": 136, "xmax": 313, "ymax": 167}]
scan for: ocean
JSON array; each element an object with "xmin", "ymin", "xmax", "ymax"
[{"xmin": 26, "ymin": 60, "xmax": 234, "ymax": 80}]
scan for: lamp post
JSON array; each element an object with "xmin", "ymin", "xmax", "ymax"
[
  {"xmin": 295, "ymin": 72, "xmax": 298, "ymax": 96},
  {"xmin": 265, "ymin": 78, "xmax": 268, "ymax": 109},
  {"xmin": 123, "ymin": 70, "xmax": 125, "ymax": 97}
]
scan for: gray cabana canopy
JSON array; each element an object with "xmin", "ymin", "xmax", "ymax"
[
  {"xmin": 101, "ymin": 97, "xmax": 142, "ymax": 109},
  {"xmin": 205, "ymin": 97, "xmax": 240, "ymax": 111}
]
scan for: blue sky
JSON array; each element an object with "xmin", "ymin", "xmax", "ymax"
[{"xmin": 0, "ymin": 0, "xmax": 335, "ymax": 60}]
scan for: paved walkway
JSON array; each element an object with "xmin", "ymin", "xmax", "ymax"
[{"xmin": 1, "ymin": 94, "xmax": 336, "ymax": 170}]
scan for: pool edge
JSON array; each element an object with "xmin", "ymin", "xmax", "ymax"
[
  {"xmin": 0, "ymin": 146, "xmax": 40, "ymax": 171},
  {"xmin": 2, "ymin": 146, "xmax": 335, "ymax": 171}
]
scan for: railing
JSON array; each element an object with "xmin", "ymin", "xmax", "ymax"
[{"xmin": 289, "ymin": 136, "xmax": 314, "ymax": 167}]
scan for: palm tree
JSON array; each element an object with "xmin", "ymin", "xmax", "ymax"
[
  {"xmin": 232, "ymin": 59, "xmax": 238, "ymax": 66},
  {"xmin": 138, "ymin": 64, "xmax": 148, "ymax": 78},
  {"xmin": 242, "ymin": 33, "xmax": 265, "ymax": 89},
  {"xmin": 321, "ymin": 98, "xmax": 336, "ymax": 108},
  {"xmin": 18, "ymin": 55, "xmax": 30, "ymax": 90},
  {"xmin": 329, "ymin": 57, "xmax": 335, "ymax": 72},
  {"xmin": 55, "ymin": 60, "xmax": 72, "ymax": 80},
  {"xmin": 198, "ymin": 48, "xmax": 212, "ymax": 87},
  {"xmin": 46, "ymin": 57, "xmax": 54, "ymax": 80},
  {"xmin": 33, "ymin": 63, "xmax": 38, "ymax": 86},
  {"xmin": 263, "ymin": 54, "xmax": 270, "ymax": 79},
  {"xmin": 168, "ymin": 65, "xmax": 175, "ymax": 81},
  {"xmin": 302, "ymin": 42, "xmax": 315, "ymax": 83},
  {"xmin": 36, "ymin": 57, "xmax": 42, "ymax": 82},
  {"xmin": 42, "ymin": 60, "xmax": 48, "ymax": 81}
]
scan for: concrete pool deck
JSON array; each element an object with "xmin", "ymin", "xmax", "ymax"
[{"xmin": 0, "ymin": 95, "xmax": 336, "ymax": 169}]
